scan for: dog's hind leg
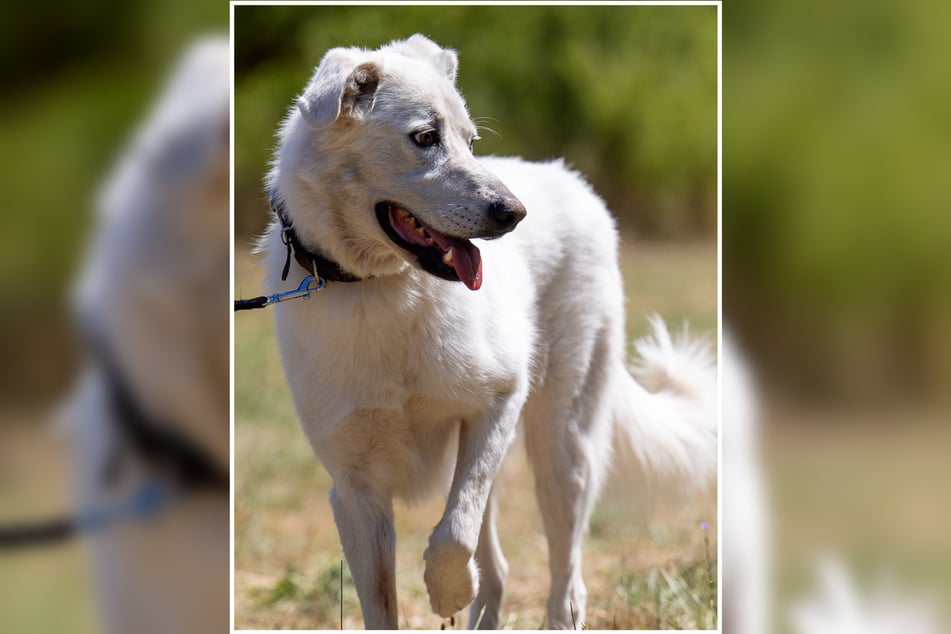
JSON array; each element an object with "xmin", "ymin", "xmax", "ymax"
[
  {"xmin": 468, "ymin": 486, "xmax": 508, "ymax": 629},
  {"xmin": 524, "ymin": 328, "xmax": 617, "ymax": 629},
  {"xmin": 329, "ymin": 484, "xmax": 398, "ymax": 629}
]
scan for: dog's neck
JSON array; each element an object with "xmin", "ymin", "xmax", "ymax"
[{"xmin": 269, "ymin": 191, "xmax": 364, "ymax": 283}]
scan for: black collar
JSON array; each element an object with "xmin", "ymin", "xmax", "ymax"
[
  {"xmin": 81, "ymin": 323, "xmax": 229, "ymax": 492},
  {"xmin": 270, "ymin": 192, "xmax": 363, "ymax": 283}
]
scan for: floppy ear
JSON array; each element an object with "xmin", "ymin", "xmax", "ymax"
[
  {"xmin": 403, "ymin": 34, "xmax": 458, "ymax": 84},
  {"xmin": 297, "ymin": 48, "xmax": 382, "ymax": 128}
]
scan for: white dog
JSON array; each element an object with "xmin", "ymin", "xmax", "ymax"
[
  {"xmin": 66, "ymin": 39, "xmax": 230, "ymax": 633},
  {"xmin": 260, "ymin": 34, "xmax": 716, "ymax": 629}
]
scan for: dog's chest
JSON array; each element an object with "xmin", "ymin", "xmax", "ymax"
[{"xmin": 278, "ymin": 285, "xmax": 513, "ymax": 429}]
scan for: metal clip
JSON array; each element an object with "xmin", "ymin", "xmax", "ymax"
[
  {"xmin": 264, "ymin": 274, "xmax": 326, "ymax": 306},
  {"xmin": 280, "ymin": 225, "xmax": 293, "ymax": 246}
]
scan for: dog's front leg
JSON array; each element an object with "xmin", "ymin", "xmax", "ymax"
[
  {"xmin": 329, "ymin": 484, "xmax": 398, "ymax": 629},
  {"xmin": 424, "ymin": 394, "xmax": 523, "ymax": 619}
]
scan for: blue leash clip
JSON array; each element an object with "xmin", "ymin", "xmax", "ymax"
[
  {"xmin": 75, "ymin": 477, "xmax": 172, "ymax": 533},
  {"xmin": 263, "ymin": 274, "xmax": 326, "ymax": 306}
]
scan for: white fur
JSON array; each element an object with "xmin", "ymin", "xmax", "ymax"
[
  {"xmin": 263, "ymin": 35, "xmax": 716, "ymax": 629},
  {"xmin": 722, "ymin": 332, "xmax": 770, "ymax": 634},
  {"xmin": 65, "ymin": 38, "xmax": 229, "ymax": 633}
]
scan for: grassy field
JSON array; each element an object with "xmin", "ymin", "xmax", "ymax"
[
  {"xmin": 0, "ymin": 422, "xmax": 99, "ymax": 634},
  {"xmin": 234, "ymin": 237, "xmax": 719, "ymax": 630},
  {"xmin": 765, "ymin": 409, "xmax": 951, "ymax": 633}
]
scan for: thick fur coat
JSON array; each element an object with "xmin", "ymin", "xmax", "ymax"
[{"xmin": 262, "ymin": 35, "xmax": 716, "ymax": 629}]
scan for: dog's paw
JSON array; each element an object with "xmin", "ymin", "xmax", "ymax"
[{"xmin": 423, "ymin": 541, "xmax": 479, "ymax": 618}]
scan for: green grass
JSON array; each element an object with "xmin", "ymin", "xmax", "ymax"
[
  {"xmin": 234, "ymin": 237, "xmax": 718, "ymax": 629},
  {"xmin": 255, "ymin": 561, "xmax": 358, "ymax": 626},
  {"xmin": 615, "ymin": 552, "xmax": 717, "ymax": 630}
]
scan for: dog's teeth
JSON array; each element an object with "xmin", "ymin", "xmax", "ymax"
[
  {"xmin": 442, "ymin": 250, "xmax": 453, "ymax": 265},
  {"xmin": 416, "ymin": 227, "xmax": 426, "ymax": 238},
  {"xmin": 397, "ymin": 207, "xmax": 411, "ymax": 218}
]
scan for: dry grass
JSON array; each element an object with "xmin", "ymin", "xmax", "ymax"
[{"xmin": 233, "ymin": 237, "xmax": 718, "ymax": 629}]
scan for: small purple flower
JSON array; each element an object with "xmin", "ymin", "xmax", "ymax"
[{"xmin": 700, "ymin": 521, "xmax": 709, "ymax": 531}]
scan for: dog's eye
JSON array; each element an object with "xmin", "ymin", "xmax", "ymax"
[{"xmin": 411, "ymin": 129, "xmax": 439, "ymax": 148}]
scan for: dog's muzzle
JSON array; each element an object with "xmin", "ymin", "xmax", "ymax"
[{"xmin": 375, "ymin": 198, "xmax": 526, "ymax": 291}]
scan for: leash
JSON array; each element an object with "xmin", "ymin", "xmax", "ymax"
[
  {"xmin": 235, "ymin": 191, "xmax": 362, "ymax": 311},
  {"xmin": 0, "ymin": 476, "xmax": 171, "ymax": 549},
  {"xmin": 234, "ymin": 272, "xmax": 326, "ymax": 311},
  {"xmin": 0, "ymin": 323, "xmax": 229, "ymax": 550}
]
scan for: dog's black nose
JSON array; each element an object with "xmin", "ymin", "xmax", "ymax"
[{"xmin": 488, "ymin": 197, "xmax": 527, "ymax": 232}]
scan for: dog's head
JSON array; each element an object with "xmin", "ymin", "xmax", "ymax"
[{"xmin": 272, "ymin": 34, "xmax": 525, "ymax": 290}]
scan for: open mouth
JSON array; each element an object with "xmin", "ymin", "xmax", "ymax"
[{"xmin": 375, "ymin": 202, "xmax": 483, "ymax": 290}]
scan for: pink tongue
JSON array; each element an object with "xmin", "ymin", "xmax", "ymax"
[
  {"xmin": 427, "ymin": 225, "xmax": 483, "ymax": 291},
  {"xmin": 389, "ymin": 206, "xmax": 483, "ymax": 290},
  {"xmin": 449, "ymin": 242, "xmax": 483, "ymax": 291}
]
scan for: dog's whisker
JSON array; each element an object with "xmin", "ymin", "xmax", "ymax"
[{"xmin": 476, "ymin": 124, "xmax": 502, "ymax": 139}]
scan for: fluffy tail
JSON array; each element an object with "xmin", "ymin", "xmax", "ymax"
[{"xmin": 612, "ymin": 315, "xmax": 717, "ymax": 489}]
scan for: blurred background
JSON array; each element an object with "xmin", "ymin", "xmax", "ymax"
[
  {"xmin": 234, "ymin": 4, "xmax": 718, "ymax": 629},
  {"xmin": 725, "ymin": 0, "xmax": 951, "ymax": 631},
  {"xmin": 0, "ymin": 1, "xmax": 226, "ymax": 632},
  {"xmin": 3, "ymin": 0, "xmax": 947, "ymax": 629},
  {"xmin": 0, "ymin": 0, "xmax": 226, "ymax": 412}
]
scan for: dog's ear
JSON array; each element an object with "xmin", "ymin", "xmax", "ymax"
[
  {"xmin": 437, "ymin": 48, "xmax": 458, "ymax": 84},
  {"xmin": 297, "ymin": 48, "xmax": 382, "ymax": 128},
  {"xmin": 403, "ymin": 34, "xmax": 458, "ymax": 84}
]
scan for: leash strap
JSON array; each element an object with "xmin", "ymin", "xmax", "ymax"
[
  {"xmin": 0, "ymin": 516, "xmax": 74, "ymax": 548},
  {"xmin": 234, "ymin": 296, "xmax": 269, "ymax": 311},
  {"xmin": 0, "ymin": 477, "xmax": 170, "ymax": 550}
]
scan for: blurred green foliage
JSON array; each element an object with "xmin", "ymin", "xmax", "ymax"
[
  {"xmin": 234, "ymin": 5, "xmax": 718, "ymax": 238},
  {"xmin": 0, "ymin": 0, "xmax": 227, "ymax": 407},
  {"xmin": 0, "ymin": 0, "xmax": 226, "ymax": 296},
  {"xmin": 725, "ymin": 0, "xmax": 951, "ymax": 403}
]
